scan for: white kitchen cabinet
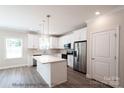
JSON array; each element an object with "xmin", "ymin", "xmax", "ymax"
[
  {"xmin": 67, "ymin": 55, "xmax": 73, "ymax": 68},
  {"xmin": 73, "ymin": 30, "xmax": 80, "ymax": 41},
  {"xmin": 39, "ymin": 36, "xmax": 58, "ymax": 49},
  {"xmin": 73, "ymin": 28, "xmax": 87, "ymax": 41},
  {"xmin": 59, "ymin": 36, "xmax": 65, "ymax": 48},
  {"xmin": 50, "ymin": 37, "xmax": 58, "ymax": 48},
  {"xmin": 59, "ymin": 33, "xmax": 74, "ymax": 48},
  {"xmin": 34, "ymin": 35, "xmax": 39, "ymax": 48},
  {"xmin": 79, "ymin": 28, "xmax": 87, "ymax": 40},
  {"xmin": 27, "ymin": 55, "xmax": 33, "ymax": 66},
  {"xmin": 28, "ymin": 34, "xmax": 39, "ymax": 49},
  {"xmin": 59, "ymin": 28, "xmax": 87, "ymax": 49}
]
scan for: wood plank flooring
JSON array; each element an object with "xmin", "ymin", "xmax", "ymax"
[{"xmin": 0, "ymin": 66, "xmax": 111, "ymax": 88}]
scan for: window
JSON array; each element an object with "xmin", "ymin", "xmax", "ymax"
[{"xmin": 6, "ymin": 38, "xmax": 23, "ymax": 59}]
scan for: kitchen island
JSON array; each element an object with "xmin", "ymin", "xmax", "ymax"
[{"xmin": 33, "ymin": 55, "xmax": 67, "ymax": 87}]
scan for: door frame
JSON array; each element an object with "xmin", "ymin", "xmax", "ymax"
[{"xmin": 89, "ymin": 25, "xmax": 119, "ymax": 87}]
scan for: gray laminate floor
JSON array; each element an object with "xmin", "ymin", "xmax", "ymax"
[{"xmin": 0, "ymin": 66, "xmax": 112, "ymax": 88}]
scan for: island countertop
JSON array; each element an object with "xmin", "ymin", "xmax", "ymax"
[{"xmin": 33, "ymin": 55, "xmax": 66, "ymax": 64}]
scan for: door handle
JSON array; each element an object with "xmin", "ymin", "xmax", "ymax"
[{"xmin": 92, "ymin": 58, "xmax": 95, "ymax": 60}]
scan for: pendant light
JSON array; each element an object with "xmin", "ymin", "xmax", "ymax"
[
  {"xmin": 40, "ymin": 15, "xmax": 51, "ymax": 49},
  {"xmin": 46, "ymin": 14, "xmax": 51, "ymax": 49},
  {"xmin": 47, "ymin": 14, "xmax": 50, "ymax": 36}
]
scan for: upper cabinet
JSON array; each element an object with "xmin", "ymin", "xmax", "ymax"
[
  {"xmin": 50, "ymin": 37, "xmax": 58, "ymax": 48},
  {"xmin": 28, "ymin": 34, "xmax": 39, "ymax": 49},
  {"xmin": 59, "ymin": 33, "xmax": 74, "ymax": 48},
  {"xmin": 81, "ymin": 28, "xmax": 87, "ymax": 40},
  {"xmin": 58, "ymin": 27, "xmax": 87, "ymax": 48},
  {"xmin": 73, "ymin": 28, "xmax": 87, "ymax": 41},
  {"xmin": 28, "ymin": 34, "xmax": 59, "ymax": 49}
]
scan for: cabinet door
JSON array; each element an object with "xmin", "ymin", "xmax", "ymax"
[
  {"xmin": 73, "ymin": 28, "xmax": 87, "ymax": 41},
  {"xmin": 33, "ymin": 35, "xmax": 39, "ymax": 49},
  {"xmin": 59, "ymin": 37, "xmax": 65, "ymax": 48},
  {"xmin": 67, "ymin": 55, "xmax": 73, "ymax": 68},
  {"xmin": 28, "ymin": 34, "xmax": 39, "ymax": 49},
  {"xmin": 50, "ymin": 37, "xmax": 58, "ymax": 48},
  {"xmin": 58, "ymin": 28, "xmax": 87, "ymax": 49},
  {"xmin": 80, "ymin": 28, "xmax": 87, "ymax": 40},
  {"xmin": 28, "ymin": 34, "xmax": 34, "ymax": 48},
  {"xmin": 73, "ymin": 31, "xmax": 80, "ymax": 41}
]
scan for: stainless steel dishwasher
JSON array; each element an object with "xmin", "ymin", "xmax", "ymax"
[{"xmin": 33, "ymin": 54, "xmax": 41, "ymax": 66}]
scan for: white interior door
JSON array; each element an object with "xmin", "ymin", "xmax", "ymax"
[{"xmin": 91, "ymin": 28, "xmax": 119, "ymax": 87}]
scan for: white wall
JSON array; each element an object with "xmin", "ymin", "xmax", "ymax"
[
  {"xmin": 0, "ymin": 30, "xmax": 28, "ymax": 69},
  {"xmin": 87, "ymin": 8, "xmax": 124, "ymax": 87}
]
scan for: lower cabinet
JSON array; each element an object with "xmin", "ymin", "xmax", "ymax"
[{"xmin": 67, "ymin": 55, "xmax": 73, "ymax": 68}]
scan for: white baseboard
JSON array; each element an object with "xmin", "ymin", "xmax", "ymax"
[
  {"xmin": 109, "ymin": 80, "xmax": 120, "ymax": 88},
  {"xmin": 86, "ymin": 74, "xmax": 92, "ymax": 79},
  {"xmin": 118, "ymin": 86, "xmax": 123, "ymax": 88},
  {"xmin": 0, "ymin": 64, "xmax": 28, "ymax": 70},
  {"xmin": 86, "ymin": 74, "xmax": 121, "ymax": 88}
]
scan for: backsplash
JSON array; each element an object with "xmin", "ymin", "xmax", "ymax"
[{"xmin": 28, "ymin": 49, "xmax": 67, "ymax": 55}]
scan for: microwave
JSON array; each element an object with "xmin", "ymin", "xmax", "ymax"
[{"xmin": 64, "ymin": 43, "xmax": 71, "ymax": 49}]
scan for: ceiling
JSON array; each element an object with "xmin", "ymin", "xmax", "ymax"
[{"xmin": 0, "ymin": 5, "xmax": 120, "ymax": 35}]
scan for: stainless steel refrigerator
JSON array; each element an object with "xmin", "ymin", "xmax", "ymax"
[{"xmin": 73, "ymin": 41, "xmax": 87, "ymax": 73}]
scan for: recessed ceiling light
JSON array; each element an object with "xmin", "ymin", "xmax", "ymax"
[{"xmin": 95, "ymin": 11, "xmax": 100, "ymax": 15}]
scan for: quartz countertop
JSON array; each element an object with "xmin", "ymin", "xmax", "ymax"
[{"xmin": 33, "ymin": 55, "xmax": 66, "ymax": 64}]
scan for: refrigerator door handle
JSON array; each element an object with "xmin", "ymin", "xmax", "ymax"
[
  {"xmin": 73, "ymin": 51, "xmax": 77, "ymax": 57},
  {"xmin": 77, "ymin": 45, "xmax": 79, "ymax": 62}
]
